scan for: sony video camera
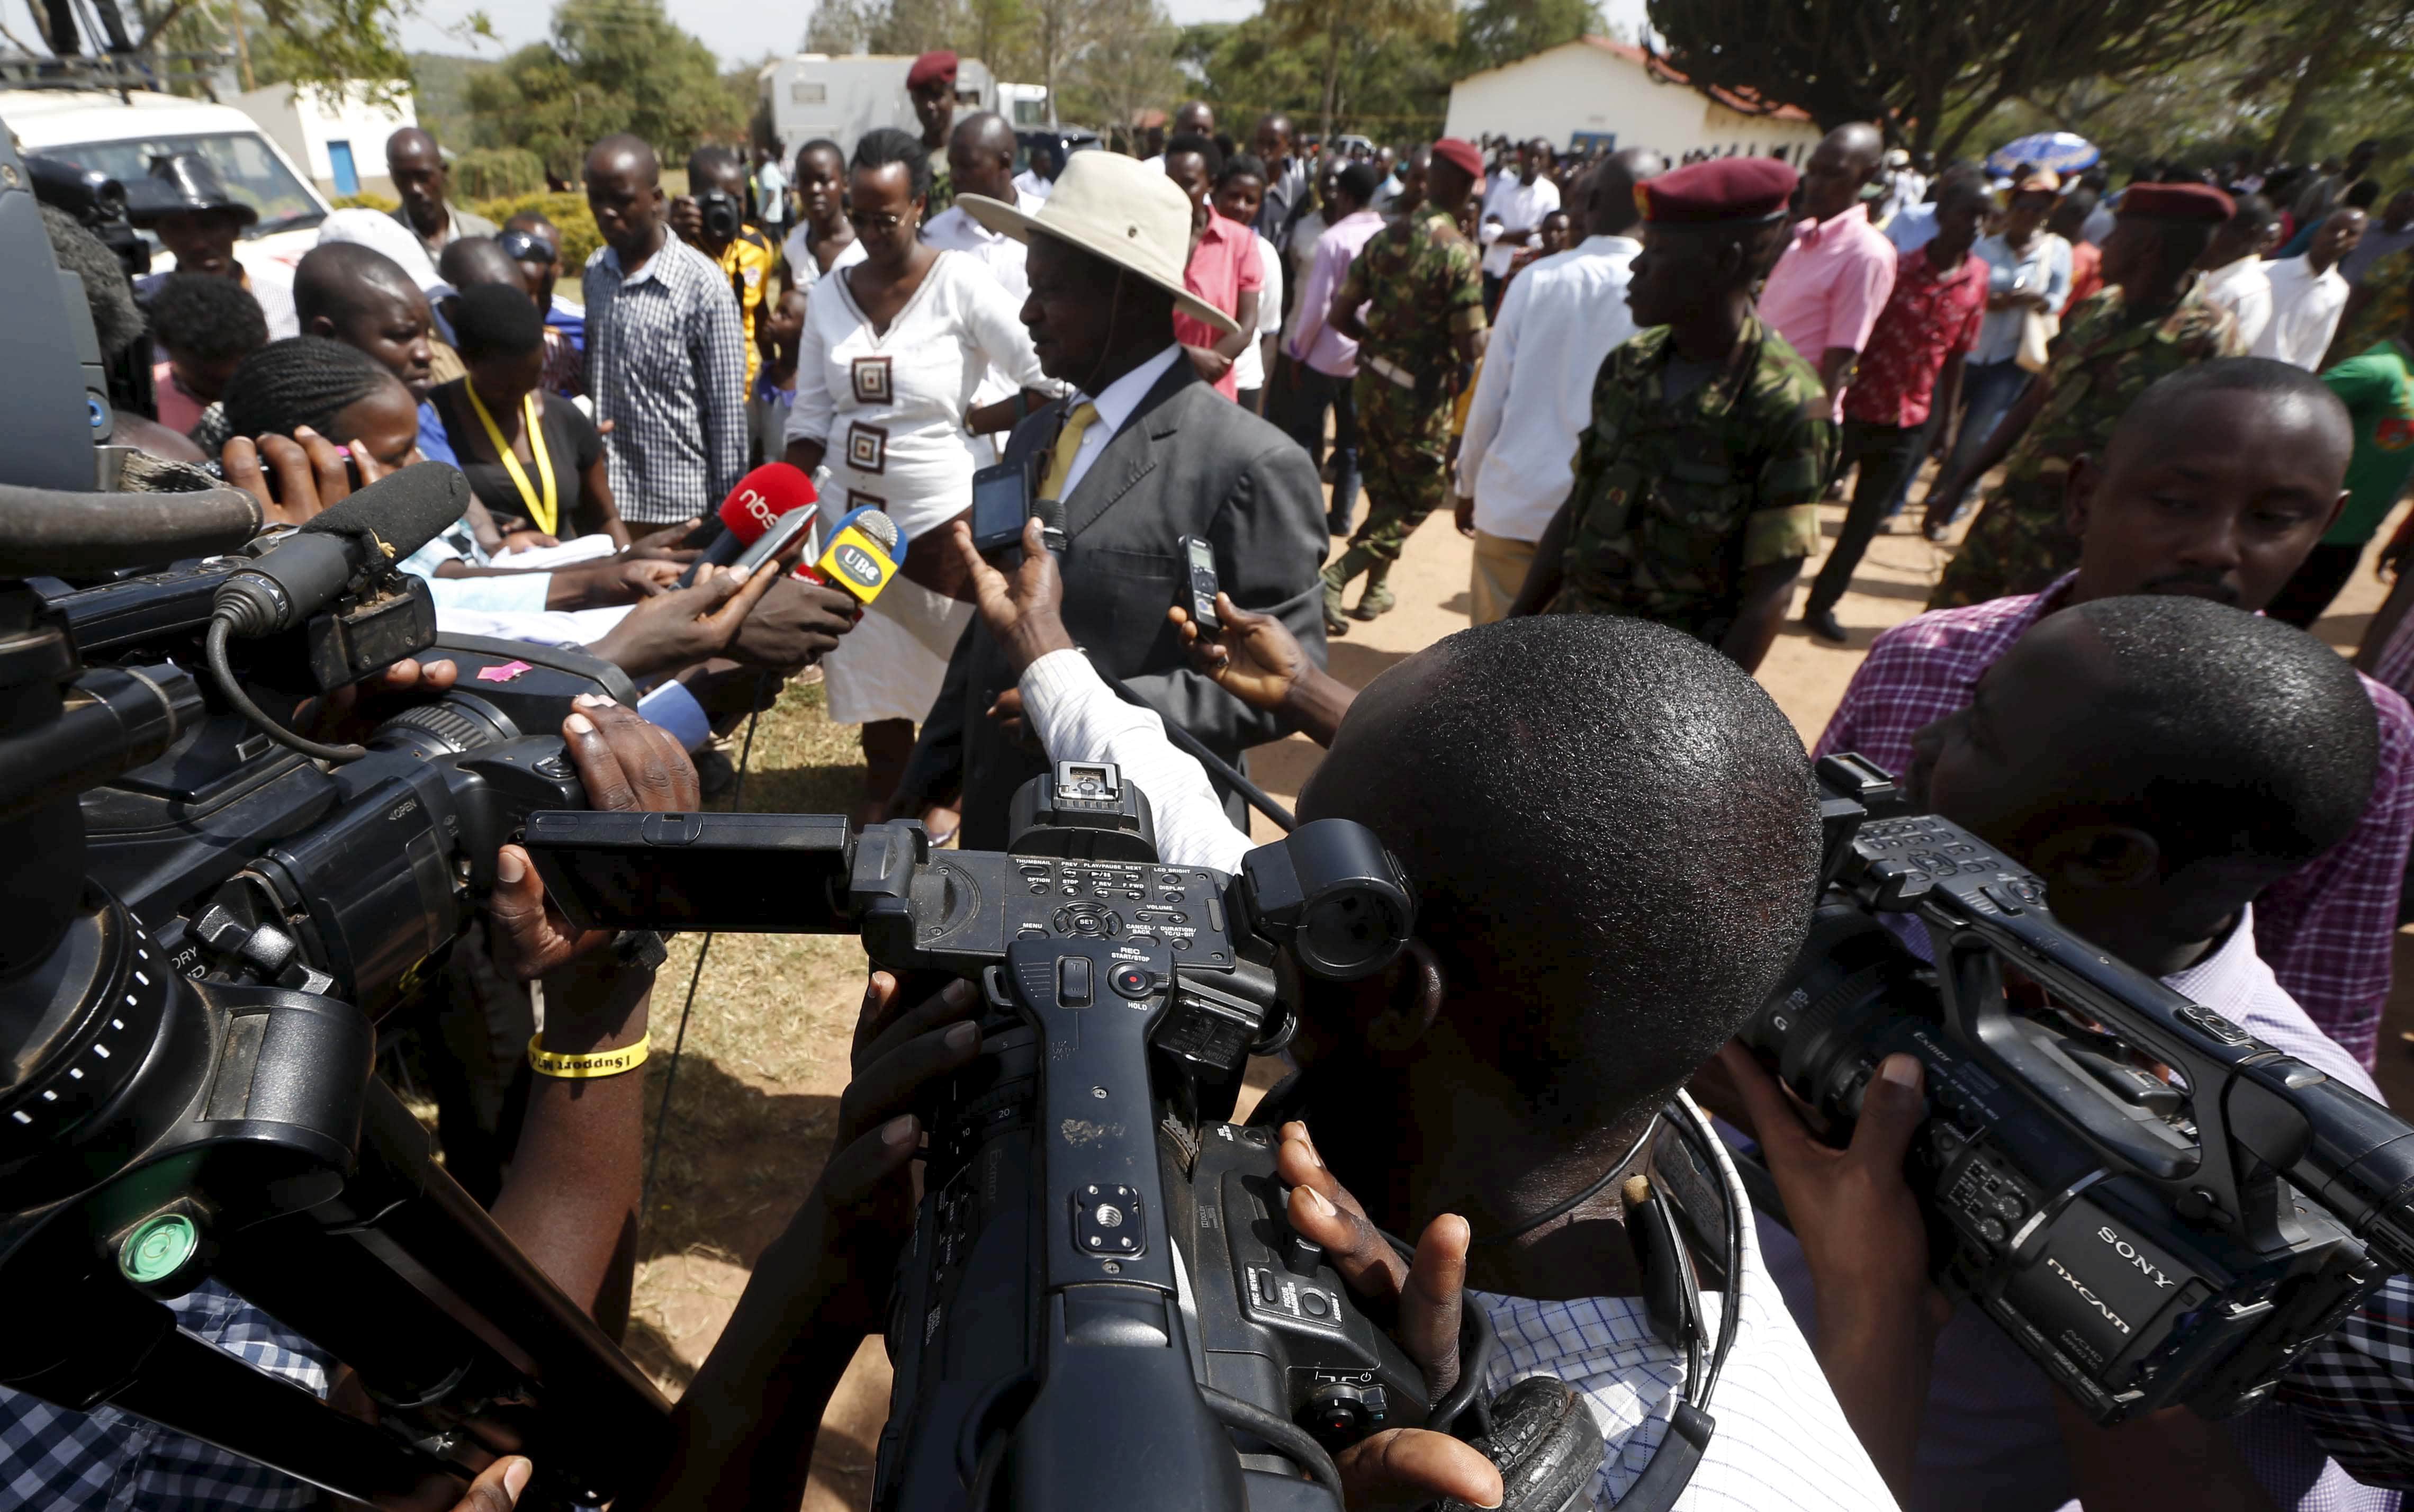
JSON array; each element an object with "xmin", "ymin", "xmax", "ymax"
[
  {"xmin": 1742, "ymin": 754, "xmax": 2414, "ymax": 1425},
  {"xmin": 526, "ymin": 760, "xmax": 1453, "ymax": 1511}
]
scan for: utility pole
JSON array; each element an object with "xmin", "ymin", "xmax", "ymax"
[{"xmin": 229, "ymin": 0, "xmax": 255, "ymax": 89}]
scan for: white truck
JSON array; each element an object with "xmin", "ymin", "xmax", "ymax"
[
  {"xmin": 758, "ymin": 55, "xmax": 1051, "ymax": 151},
  {"xmin": 1, "ymin": 84, "xmax": 330, "ymax": 280}
]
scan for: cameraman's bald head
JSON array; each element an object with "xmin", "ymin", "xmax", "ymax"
[{"xmin": 1296, "ymin": 615, "xmax": 1821, "ymax": 1128}]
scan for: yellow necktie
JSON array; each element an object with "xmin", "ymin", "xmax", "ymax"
[{"xmin": 1039, "ymin": 401, "xmax": 1100, "ymax": 499}]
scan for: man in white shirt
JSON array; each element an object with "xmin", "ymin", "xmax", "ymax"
[
  {"xmin": 1456, "ymin": 148, "xmax": 1662, "ymax": 624},
  {"xmin": 752, "ymin": 141, "xmax": 788, "ymax": 233},
  {"xmin": 1012, "ymin": 138, "xmax": 1060, "ymax": 202},
  {"xmin": 1478, "ymin": 138, "xmax": 1561, "ymax": 312},
  {"xmin": 925, "ymin": 112, "xmax": 1055, "ymax": 461},
  {"xmin": 2199, "ymin": 193, "xmax": 2281, "ymax": 352},
  {"xmin": 2256, "ymin": 207, "xmax": 2366, "ymax": 369},
  {"xmin": 952, "ymin": 526, "xmax": 1899, "ymax": 1511}
]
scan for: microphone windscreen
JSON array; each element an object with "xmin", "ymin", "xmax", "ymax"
[
  {"xmin": 714, "ymin": 463, "xmax": 819, "ymax": 544},
  {"xmin": 851, "ymin": 508, "xmax": 902, "ymax": 556},
  {"xmin": 299, "ymin": 462, "xmax": 470, "ymax": 569}
]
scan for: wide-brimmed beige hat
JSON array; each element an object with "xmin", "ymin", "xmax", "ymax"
[{"xmin": 958, "ymin": 152, "xmax": 1241, "ymax": 337}]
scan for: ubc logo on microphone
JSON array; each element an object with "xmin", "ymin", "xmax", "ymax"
[{"xmin": 823, "ymin": 521, "xmax": 899, "ymax": 599}]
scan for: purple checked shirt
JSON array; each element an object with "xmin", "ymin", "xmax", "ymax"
[{"xmin": 1815, "ymin": 573, "xmax": 2414, "ymax": 1067}]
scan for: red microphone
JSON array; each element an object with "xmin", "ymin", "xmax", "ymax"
[{"xmin": 675, "ymin": 463, "xmax": 818, "ymax": 588}]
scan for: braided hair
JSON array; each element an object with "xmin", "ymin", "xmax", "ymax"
[
  {"xmin": 853, "ymin": 127, "xmax": 932, "ymax": 203},
  {"xmin": 221, "ymin": 336, "xmax": 401, "ymax": 442}
]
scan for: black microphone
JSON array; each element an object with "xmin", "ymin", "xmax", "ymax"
[
  {"xmin": 211, "ymin": 463, "xmax": 469, "ymax": 638},
  {"xmin": 1030, "ymin": 496, "xmax": 1067, "ymax": 553}
]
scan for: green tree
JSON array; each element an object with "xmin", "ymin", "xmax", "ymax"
[
  {"xmin": 1644, "ymin": 0, "xmax": 2253, "ymax": 155},
  {"xmin": 1454, "ymin": 0, "xmax": 1600, "ymax": 76},
  {"xmin": 465, "ymin": 0, "xmax": 743, "ymax": 179},
  {"xmin": 1258, "ymin": 0, "xmax": 1454, "ymax": 144},
  {"xmin": 1059, "ymin": 0, "xmax": 1182, "ymax": 136},
  {"xmin": 1178, "ymin": 14, "xmax": 1451, "ymax": 145}
]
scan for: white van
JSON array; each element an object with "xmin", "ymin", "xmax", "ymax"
[{"xmin": 2, "ymin": 86, "xmax": 331, "ymax": 279}]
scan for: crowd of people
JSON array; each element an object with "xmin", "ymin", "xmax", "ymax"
[{"xmin": 16, "ymin": 57, "xmax": 2414, "ymax": 1512}]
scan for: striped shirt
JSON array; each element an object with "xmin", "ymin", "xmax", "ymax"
[
  {"xmin": 1815, "ymin": 573, "xmax": 2414, "ymax": 1067},
  {"xmin": 582, "ymin": 235, "xmax": 749, "ymax": 524},
  {"xmin": 1474, "ymin": 1096, "xmax": 1898, "ymax": 1510}
]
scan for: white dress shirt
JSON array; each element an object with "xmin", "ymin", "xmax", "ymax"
[
  {"xmin": 2203, "ymin": 255, "xmax": 2276, "ymax": 352},
  {"xmin": 2256, "ymin": 254, "xmax": 2354, "ymax": 370},
  {"xmin": 1013, "ymin": 168, "xmax": 1055, "ymax": 201},
  {"xmin": 1054, "ymin": 343, "xmax": 1184, "ymax": 500},
  {"xmin": 1478, "ymin": 173, "xmax": 1562, "ymax": 278},
  {"xmin": 1479, "ymin": 1099, "xmax": 1897, "ymax": 1511},
  {"xmin": 1021, "ymin": 647, "xmax": 1253, "ymax": 872},
  {"xmin": 1759, "ymin": 907, "xmax": 2391, "ymax": 1512},
  {"xmin": 922, "ymin": 190, "xmax": 1046, "ymax": 304},
  {"xmin": 1460, "ymin": 235, "xmax": 1642, "ymax": 543},
  {"xmin": 1230, "ymin": 230, "xmax": 1284, "ymax": 393}
]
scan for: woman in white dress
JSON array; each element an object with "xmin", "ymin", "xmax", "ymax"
[{"xmin": 782, "ymin": 128, "xmax": 1051, "ymax": 838}]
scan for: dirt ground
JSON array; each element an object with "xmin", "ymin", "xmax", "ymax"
[{"xmin": 624, "ymin": 472, "xmax": 2414, "ymax": 1508}]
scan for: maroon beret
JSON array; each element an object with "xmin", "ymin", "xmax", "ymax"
[
  {"xmin": 2118, "ymin": 182, "xmax": 2235, "ymax": 223},
  {"xmin": 906, "ymin": 50, "xmax": 958, "ymax": 88},
  {"xmin": 1431, "ymin": 137, "xmax": 1484, "ymax": 182},
  {"xmin": 1636, "ymin": 158, "xmax": 1799, "ymax": 226}
]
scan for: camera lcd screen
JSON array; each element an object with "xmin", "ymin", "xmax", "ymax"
[{"xmin": 524, "ymin": 811, "xmax": 854, "ymax": 933}]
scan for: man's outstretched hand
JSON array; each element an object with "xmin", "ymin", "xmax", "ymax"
[
  {"xmin": 952, "ymin": 515, "xmax": 1074, "ymax": 674},
  {"xmin": 1276, "ymin": 1122, "xmax": 1507, "ymax": 1511},
  {"xmin": 1170, "ymin": 596, "xmax": 1355, "ymax": 749}
]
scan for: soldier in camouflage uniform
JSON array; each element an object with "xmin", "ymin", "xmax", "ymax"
[
  {"xmin": 1319, "ymin": 137, "xmax": 1489, "ymax": 632},
  {"xmin": 1925, "ymin": 183, "xmax": 2246, "ymax": 609},
  {"xmin": 1510, "ymin": 156, "xmax": 1832, "ymax": 673},
  {"xmin": 908, "ymin": 51, "xmax": 957, "ymax": 217}
]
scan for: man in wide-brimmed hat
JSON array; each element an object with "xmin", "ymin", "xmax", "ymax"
[
  {"xmin": 893, "ymin": 149, "xmax": 1330, "ymax": 850},
  {"xmin": 127, "ymin": 152, "xmax": 296, "ymax": 338}
]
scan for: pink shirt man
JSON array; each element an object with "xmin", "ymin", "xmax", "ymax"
[
  {"xmin": 1175, "ymin": 209, "xmax": 1264, "ymax": 399},
  {"xmin": 1757, "ymin": 200, "xmax": 1896, "ymax": 419}
]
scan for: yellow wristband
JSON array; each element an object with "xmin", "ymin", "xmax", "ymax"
[{"xmin": 527, "ymin": 1031, "xmax": 650, "ymax": 1079}]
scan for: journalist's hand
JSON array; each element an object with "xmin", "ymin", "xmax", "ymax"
[
  {"xmin": 1715, "ymin": 1042, "xmax": 1937, "ymax": 1306},
  {"xmin": 587, "ymin": 561, "xmax": 782, "ymax": 681},
  {"xmin": 770, "ymin": 971, "xmax": 985, "ymax": 1332},
  {"xmin": 953, "ymin": 516, "xmax": 1074, "ymax": 673},
  {"xmin": 1168, "ymin": 592, "xmax": 1309, "ymax": 714},
  {"xmin": 621, "ymin": 517, "xmax": 703, "ymax": 564},
  {"xmin": 727, "ymin": 575, "xmax": 860, "ymax": 671},
  {"xmin": 667, "ymin": 195, "xmax": 704, "ymax": 246},
  {"xmin": 1276, "ymin": 1122, "xmax": 1506, "ymax": 1511},
  {"xmin": 447, "ymin": 1456, "xmax": 531, "ymax": 1512},
  {"xmin": 221, "ymin": 426, "xmax": 379, "ymax": 525},
  {"xmin": 293, "ymin": 654, "xmax": 460, "ymax": 743},
  {"xmin": 488, "ymin": 694, "xmax": 699, "ymax": 982}
]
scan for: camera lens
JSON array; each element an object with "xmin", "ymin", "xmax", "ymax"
[
  {"xmin": 368, "ymin": 694, "xmax": 515, "ymax": 760},
  {"xmin": 1747, "ymin": 901, "xmax": 1929, "ymax": 1117}
]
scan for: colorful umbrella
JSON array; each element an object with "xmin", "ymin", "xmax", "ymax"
[{"xmin": 1985, "ymin": 132, "xmax": 2102, "ymax": 177}]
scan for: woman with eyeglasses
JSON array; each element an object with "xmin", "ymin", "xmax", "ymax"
[{"xmin": 781, "ymin": 127, "xmax": 1052, "ymax": 841}]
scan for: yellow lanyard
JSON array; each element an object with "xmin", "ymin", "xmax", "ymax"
[{"xmin": 464, "ymin": 382, "xmax": 558, "ymax": 536}]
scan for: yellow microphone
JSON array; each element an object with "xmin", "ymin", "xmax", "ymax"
[{"xmin": 795, "ymin": 507, "xmax": 905, "ymax": 605}]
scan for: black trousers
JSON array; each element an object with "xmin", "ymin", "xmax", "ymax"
[
  {"xmin": 1806, "ymin": 419, "xmax": 1930, "ymax": 617},
  {"xmin": 1275, "ymin": 357, "xmax": 1362, "ymax": 527},
  {"xmin": 2266, "ymin": 541, "xmax": 2366, "ymax": 628}
]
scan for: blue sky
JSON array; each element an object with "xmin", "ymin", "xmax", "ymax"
[{"xmin": 399, "ymin": 0, "xmax": 1651, "ymax": 69}]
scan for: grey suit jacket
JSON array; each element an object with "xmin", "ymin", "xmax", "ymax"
[{"xmin": 898, "ymin": 355, "xmax": 1330, "ymax": 850}]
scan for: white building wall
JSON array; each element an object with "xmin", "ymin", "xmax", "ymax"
[
  {"xmin": 233, "ymin": 83, "xmax": 416, "ymax": 195},
  {"xmin": 1444, "ymin": 43, "xmax": 1823, "ymax": 164}
]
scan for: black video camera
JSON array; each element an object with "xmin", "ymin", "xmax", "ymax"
[
  {"xmin": 1742, "ymin": 754, "xmax": 2414, "ymax": 1425},
  {"xmin": 697, "ymin": 187, "xmax": 745, "ymax": 243},
  {"xmin": 38, "ymin": 539, "xmax": 611, "ymax": 1021},
  {"xmin": 526, "ymin": 759, "xmax": 1449, "ymax": 1509}
]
